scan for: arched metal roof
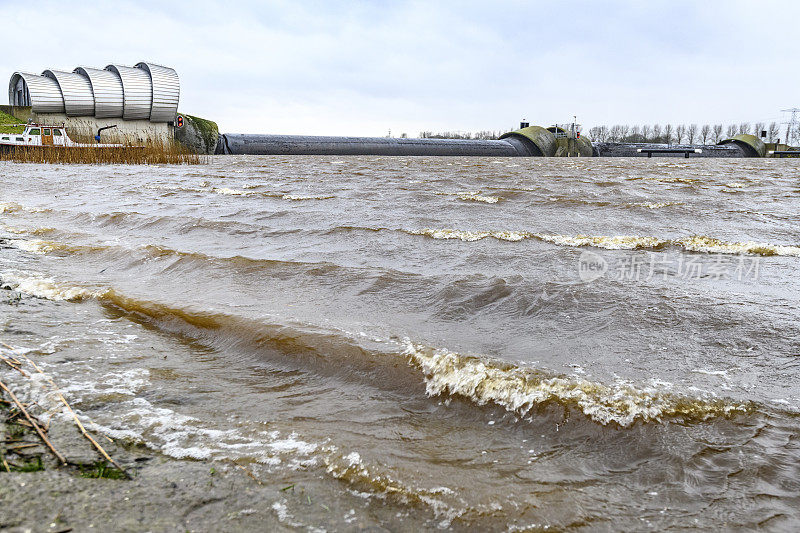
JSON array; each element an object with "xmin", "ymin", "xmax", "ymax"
[
  {"xmin": 8, "ymin": 72, "xmax": 65, "ymax": 114},
  {"xmin": 9, "ymin": 62, "xmax": 179, "ymax": 122},
  {"xmin": 42, "ymin": 70, "xmax": 94, "ymax": 117},
  {"xmin": 105, "ymin": 64, "xmax": 152, "ymax": 120},
  {"xmin": 135, "ymin": 62, "xmax": 179, "ymax": 123},
  {"xmin": 73, "ymin": 67, "xmax": 123, "ymax": 118}
]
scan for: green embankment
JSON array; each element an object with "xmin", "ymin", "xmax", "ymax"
[
  {"xmin": 183, "ymin": 114, "xmax": 219, "ymax": 154},
  {"xmin": 0, "ymin": 110, "xmax": 24, "ymax": 134}
]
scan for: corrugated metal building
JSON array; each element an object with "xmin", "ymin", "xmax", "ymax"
[{"xmin": 8, "ymin": 62, "xmax": 179, "ymax": 123}]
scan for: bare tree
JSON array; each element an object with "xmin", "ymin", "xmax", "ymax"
[
  {"xmin": 630, "ymin": 125, "xmax": 641, "ymax": 141},
  {"xmin": 713, "ymin": 124, "xmax": 723, "ymax": 143},
  {"xmin": 738, "ymin": 122, "xmax": 750, "ymax": 135},
  {"xmin": 768, "ymin": 122, "xmax": 780, "ymax": 143},
  {"xmin": 652, "ymin": 124, "xmax": 662, "ymax": 143},
  {"xmin": 753, "ymin": 122, "xmax": 765, "ymax": 139},
  {"xmin": 663, "ymin": 124, "xmax": 673, "ymax": 145},
  {"xmin": 641, "ymin": 125, "xmax": 652, "ymax": 142},
  {"xmin": 675, "ymin": 125, "xmax": 686, "ymax": 144},
  {"xmin": 700, "ymin": 124, "xmax": 711, "ymax": 144},
  {"xmin": 620, "ymin": 125, "xmax": 630, "ymax": 141},
  {"xmin": 687, "ymin": 124, "xmax": 698, "ymax": 144},
  {"xmin": 726, "ymin": 124, "xmax": 738, "ymax": 138}
]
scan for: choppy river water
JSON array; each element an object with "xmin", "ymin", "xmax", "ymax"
[{"xmin": 1, "ymin": 156, "xmax": 799, "ymax": 531}]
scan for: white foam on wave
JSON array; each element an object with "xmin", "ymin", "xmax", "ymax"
[
  {"xmin": 457, "ymin": 192, "xmax": 500, "ymax": 204},
  {"xmin": 403, "ymin": 341, "xmax": 750, "ymax": 427},
  {"xmin": 7, "ymin": 239, "xmax": 57, "ymax": 254},
  {"xmin": 407, "ymin": 229, "xmax": 529, "ymax": 242},
  {"xmin": 214, "ymin": 187, "xmax": 251, "ymax": 196},
  {"xmin": 536, "ymin": 233, "xmax": 667, "ymax": 250},
  {"xmin": 322, "ymin": 446, "xmax": 461, "ymax": 525},
  {"xmin": 634, "ymin": 201, "xmax": 682, "ymax": 209},
  {"xmin": 282, "ymin": 194, "xmax": 335, "ymax": 201},
  {"xmin": 406, "ymin": 229, "xmax": 800, "ymax": 256},
  {"xmin": 0, "ymin": 202, "xmax": 22, "ymax": 214},
  {"xmin": 0, "ymin": 271, "xmax": 103, "ymax": 301}
]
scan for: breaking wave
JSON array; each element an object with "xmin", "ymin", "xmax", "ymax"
[
  {"xmin": 404, "ymin": 342, "xmax": 752, "ymax": 427},
  {"xmin": 404, "ymin": 229, "xmax": 800, "ymax": 256},
  {"xmin": 0, "ymin": 271, "xmax": 103, "ymax": 301},
  {"xmin": 281, "ymin": 194, "xmax": 335, "ymax": 201},
  {"xmin": 457, "ymin": 192, "xmax": 500, "ymax": 204},
  {"xmin": 214, "ymin": 187, "xmax": 252, "ymax": 196},
  {"xmin": 0, "ymin": 202, "xmax": 22, "ymax": 214},
  {"xmin": 535, "ymin": 234, "xmax": 667, "ymax": 250},
  {"xmin": 406, "ymin": 229, "xmax": 529, "ymax": 242}
]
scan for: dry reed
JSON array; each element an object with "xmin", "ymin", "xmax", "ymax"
[
  {"xmin": 0, "ymin": 341, "xmax": 129, "ymax": 477},
  {"xmin": 0, "ymin": 140, "xmax": 206, "ymax": 165}
]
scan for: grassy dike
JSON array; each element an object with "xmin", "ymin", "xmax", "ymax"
[
  {"xmin": 0, "ymin": 110, "xmax": 24, "ymax": 134},
  {"xmin": 175, "ymin": 113, "xmax": 220, "ymax": 154}
]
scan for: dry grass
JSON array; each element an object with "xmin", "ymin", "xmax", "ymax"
[{"xmin": 0, "ymin": 140, "xmax": 205, "ymax": 165}]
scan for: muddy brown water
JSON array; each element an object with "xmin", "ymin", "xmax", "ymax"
[{"xmin": 0, "ymin": 156, "xmax": 799, "ymax": 531}]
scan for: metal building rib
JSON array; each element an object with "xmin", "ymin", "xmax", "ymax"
[
  {"xmin": 73, "ymin": 67, "xmax": 124, "ymax": 118},
  {"xmin": 42, "ymin": 70, "xmax": 95, "ymax": 117},
  {"xmin": 8, "ymin": 72, "xmax": 65, "ymax": 114},
  {"xmin": 135, "ymin": 62, "xmax": 179, "ymax": 123},
  {"xmin": 105, "ymin": 64, "xmax": 153, "ymax": 120}
]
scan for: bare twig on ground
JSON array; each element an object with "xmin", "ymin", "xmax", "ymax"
[
  {"xmin": 0, "ymin": 379, "xmax": 66, "ymax": 465},
  {"xmin": 8, "ymin": 443, "xmax": 39, "ymax": 451},
  {"xmin": 0, "ymin": 342, "xmax": 129, "ymax": 478},
  {"xmin": 232, "ymin": 460, "xmax": 263, "ymax": 485},
  {"xmin": 0, "ymin": 352, "xmax": 28, "ymax": 377}
]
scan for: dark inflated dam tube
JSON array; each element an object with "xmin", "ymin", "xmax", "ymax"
[
  {"xmin": 718, "ymin": 134, "xmax": 767, "ymax": 158},
  {"xmin": 215, "ymin": 124, "xmax": 576, "ymax": 157},
  {"xmin": 218, "ymin": 133, "xmax": 531, "ymax": 156}
]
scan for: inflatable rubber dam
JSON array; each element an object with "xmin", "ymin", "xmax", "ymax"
[
  {"xmin": 216, "ymin": 125, "xmax": 563, "ymax": 157},
  {"xmin": 213, "ymin": 125, "xmax": 774, "ymax": 158}
]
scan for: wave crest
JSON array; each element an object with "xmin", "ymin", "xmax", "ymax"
[
  {"xmin": 0, "ymin": 272, "xmax": 103, "ymax": 301},
  {"xmin": 458, "ymin": 192, "xmax": 500, "ymax": 204},
  {"xmin": 404, "ymin": 342, "xmax": 751, "ymax": 427},
  {"xmin": 406, "ymin": 229, "xmax": 529, "ymax": 242},
  {"xmin": 407, "ymin": 229, "xmax": 800, "ymax": 256}
]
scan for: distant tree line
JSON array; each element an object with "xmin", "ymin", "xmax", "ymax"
[
  {"xmin": 588, "ymin": 122, "xmax": 784, "ymax": 145},
  {"xmin": 418, "ymin": 130, "xmax": 502, "ymax": 140}
]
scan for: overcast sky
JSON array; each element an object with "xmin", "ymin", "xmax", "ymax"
[{"xmin": 2, "ymin": 0, "xmax": 798, "ymax": 136}]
